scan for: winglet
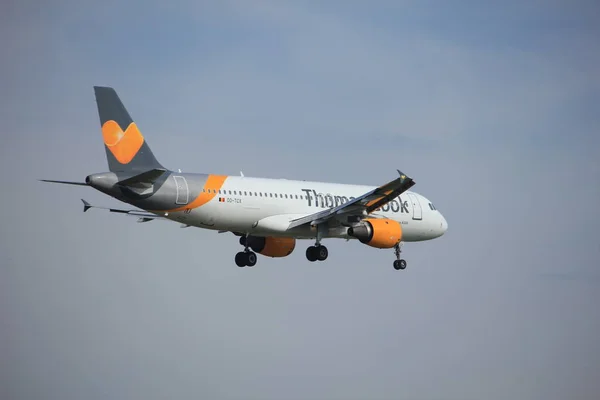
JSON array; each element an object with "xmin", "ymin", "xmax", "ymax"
[
  {"xmin": 81, "ymin": 199, "xmax": 92, "ymax": 212},
  {"xmin": 397, "ymin": 169, "xmax": 409, "ymax": 181}
]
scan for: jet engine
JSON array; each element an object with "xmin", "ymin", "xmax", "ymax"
[
  {"xmin": 347, "ymin": 218, "xmax": 402, "ymax": 249},
  {"xmin": 244, "ymin": 235, "xmax": 296, "ymax": 257}
]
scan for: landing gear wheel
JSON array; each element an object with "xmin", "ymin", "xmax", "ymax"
[
  {"xmin": 246, "ymin": 251, "xmax": 257, "ymax": 267},
  {"xmin": 316, "ymin": 245, "xmax": 328, "ymax": 261},
  {"xmin": 306, "ymin": 246, "xmax": 318, "ymax": 262},
  {"xmin": 306, "ymin": 245, "xmax": 328, "ymax": 262},
  {"xmin": 235, "ymin": 252, "xmax": 247, "ymax": 267},
  {"xmin": 235, "ymin": 251, "xmax": 257, "ymax": 267},
  {"xmin": 393, "ymin": 259, "xmax": 407, "ymax": 270}
]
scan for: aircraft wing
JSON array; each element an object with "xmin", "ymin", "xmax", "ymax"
[{"xmin": 287, "ymin": 170, "xmax": 415, "ymax": 230}]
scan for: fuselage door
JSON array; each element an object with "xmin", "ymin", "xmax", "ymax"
[
  {"xmin": 407, "ymin": 192, "xmax": 422, "ymax": 220},
  {"xmin": 173, "ymin": 176, "xmax": 189, "ymax": 205}
]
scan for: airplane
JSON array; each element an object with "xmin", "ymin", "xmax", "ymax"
[{"xmin": 41, "ymin": 86, "xmax": 448, "ymax": 270}]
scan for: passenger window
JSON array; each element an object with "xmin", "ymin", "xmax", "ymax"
[
  {"xmin": 269, "ymin": 193, "xmax": 273, "ymax": 198},
  {"xmin": 285, "ymin": 194, "xmax": 288, "ymax": 199}
]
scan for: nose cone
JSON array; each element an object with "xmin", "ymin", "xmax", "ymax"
[{"xmin": 439, "ymin": 213, "xmax": 448, "ymax": 236}]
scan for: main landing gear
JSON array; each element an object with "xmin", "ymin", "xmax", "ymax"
[
  {"xmin": 306, "ymin": 224, "xmax": 329, "ymax": 262},
  {"xmin": 393, "ymin": 242, "xmax": 407, "ymax": 271},
  {"xmin": 306, "ymin": 224, "xmax": 328, "ymax": 262},
  {"xmin": 236, "ymin": 235, "xmax": 257, "ymax": 267},
  {"xmin": 306, "ymin": 244, "xmax": 328, "ymax": 262},
  {"xmin": 235, "ymin": 251, "xmax": 256, "ymax": 267}
]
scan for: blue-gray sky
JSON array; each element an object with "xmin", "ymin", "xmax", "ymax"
[{"xmin": 2, "ymin": 1, "xmax": 599, "ymax": 399}]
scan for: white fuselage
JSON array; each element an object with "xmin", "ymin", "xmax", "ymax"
[{"xmin": 163, "ymin": 175, "xmax": 447, "ymax": 242}]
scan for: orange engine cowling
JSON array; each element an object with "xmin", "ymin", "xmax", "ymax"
[
  {"xmin": 347, "ymin": 218, "xmax": 402, "ymax": 249},
  {"xmin": 246, "ymin": 236, "xmax": 296, "ymax": 257}
]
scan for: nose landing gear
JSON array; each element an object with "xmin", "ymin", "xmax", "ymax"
[{"xmin": 393, "ymin": 242, "xmax": 407, "ymax": 270}]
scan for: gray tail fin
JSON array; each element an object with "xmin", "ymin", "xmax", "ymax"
[{"xmin": 94, "ymin": 86, "xmax": 164, "ymax": 173}]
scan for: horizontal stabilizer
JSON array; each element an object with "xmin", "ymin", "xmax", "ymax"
[
  {"xmin": 80, "ymin": 198, "xmax": 164, "ymax": 221},
  {"xmin": 40, "ymin": 179, "xmax": 88, "ymax": 186},
  {"xmin": 82, "ymin": 199, "xmax": 92, "ymax": 212},
  {"xmin": 117, "ymin": 168, "xmax": 167, "ymax": 187}
]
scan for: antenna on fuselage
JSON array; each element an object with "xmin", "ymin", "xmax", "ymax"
[{"xmin": 240, "ymin": 171, "xmax": 244, "ymax": 177}]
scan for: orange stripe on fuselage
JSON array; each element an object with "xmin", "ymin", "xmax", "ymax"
[
  {"xmin": 167, "ymin": 174, "xmax": 228, "ymax": 212},
  {"xmin": 102, "ymin": 120, "xmax": 144, "ymax": 164}
]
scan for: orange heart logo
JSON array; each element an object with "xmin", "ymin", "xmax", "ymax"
[{"xmin": 102, "ymin": 120, "xmax": 144, "ymax": 164}]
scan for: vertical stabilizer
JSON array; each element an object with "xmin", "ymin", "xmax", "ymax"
[{"xmin": 94, "ymin": 86, "xmax": 164, "ymax": 173}]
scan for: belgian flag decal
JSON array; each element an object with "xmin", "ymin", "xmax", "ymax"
[{"xmin": 218, "ymin": 197, "xmax": 225, "ymax": 202}]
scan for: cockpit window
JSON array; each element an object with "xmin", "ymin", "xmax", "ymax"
[{"xmin": 428, "ymin": 203, "xmax": 434, "ymax": 210}]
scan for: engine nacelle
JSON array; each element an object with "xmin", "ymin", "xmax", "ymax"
[
  {"xmin": 347, "ymin": 218, "xmax": 402, "ymax": 249},
  {"xmin": 246, "ymin": 236, "xmax": 296, "ymax": 258}
]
